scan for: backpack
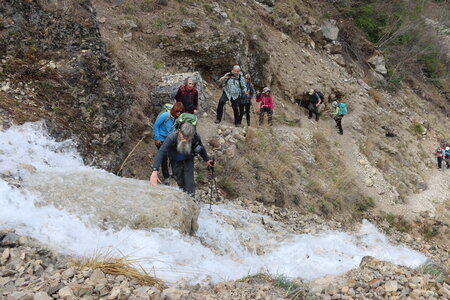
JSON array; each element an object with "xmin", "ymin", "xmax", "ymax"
[
  {"xmin": 175, "ymin": 113, "xmax": 198, "ymax": 129},
  {"xmin": 156, "ymin": 103, "xmax": 173, "ymax": 123},
  {"xmin": 338, "ymin": 103, "xmax": 347, "ymax": 115},
  {"xmin": 315, "ymin": 90, "xmax": 325, "ymax": 101},
  {"xmin": 436, "ymin": 148, "xmax": 445, "ymax": 156}
]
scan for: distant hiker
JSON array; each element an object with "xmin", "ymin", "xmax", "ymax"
[
  {"xmin": 256, "ymin": 87, "xmax": 274, "ymax": 126},
  {"xmin": 215, "ymin": 65, "xmax": 248, "ymax": 127},
  {"xmin": 306, "ymin": 89, "xmax": 322, "ymax": 121},
  {"xmin": 175, "ymin": 77, "xmax": 198, "ymax": 114},
  {"xmin": 445, "ymin": 146, "xmax": 450, "ymax": 169},
  {"xmin": 150, "ymin": 118, "xmax": 215, "ymax": 197},
  {"xmin": 238, "ymin": 74, "xmax": 255, "ymax": 126},
  {"xmin": 331, "ymin": 100, "xmax": 347, "ymax": 135},
  {"xmin": 153, "ymin": 102, "xmax": 185, "ymax": 185},
  {"xmin": 435, "ymin": 146, "xmax": 445, "ymax": 169}
]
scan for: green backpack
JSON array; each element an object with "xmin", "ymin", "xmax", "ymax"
[
  {"xmin": 175, "ymin": 113, "xmax": 198, "ymax": 129},
  {"xmin": 156, "ymin": 103, "xmax": 173, "ymax": 123}
]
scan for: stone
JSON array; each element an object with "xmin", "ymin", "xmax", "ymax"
[
  {"xmin": 90, "ymin": 269, "xmax": 106, "ymax": 284},
  {"xmin": 321, "ymin": 19, "xmax": 339, "ymax": 41},
  {"xmin": 161, "ymin": 287, "xmax": 190, "ymax": 300},
  {"xmin": 1, "ymin": 232, "xmax": 20, "ymax": 246},
  {"xmin": 23, "ymin": 171, "xmax": 199, "ymax": 235},
  {"xmin": 7, "ymin": 292, "xmax": 32, "ymax": 300},
  {"xmin": 62, "ymin": 267, "xmax": 75, "ymax": 279},
  {"xmin": 123, "ymin": 32, "xmax": 133, "ymax": 42},
  {"xmin": 2, "ymin": 248, "xmax": 10, "ymax": 259},
  {"xmin": 384, "ymin": 280, "xmax": 398, "ymax": 292},
  {"xmin": 58, "ymin": 287, "xmax": 74, "ymax": 299},
  {"xmin": 367, "ymin": 54, "xmax": 387, "ymax": 75},
  {"xmin": 99, "ymin": 17, "xmax": 106, "ymax": 23},
  {"xmin": 181, "ymin": 19, "xmax": 197, "ymax": 32},
  {"xmin": 33, "ymin": 292, "xmax": 52, "ymax": 300}
]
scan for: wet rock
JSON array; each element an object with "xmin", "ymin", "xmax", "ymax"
[
  {"xmin": 23, "ymin": 170, "xmax": 200, "ymax": 235},
  {"xmin": 0, "ymin": 232, "xmax": 20, "ymax": 247}
]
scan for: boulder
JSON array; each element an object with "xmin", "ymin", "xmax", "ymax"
[
  {"xmin": 255, "ymin": 0, "xmax": 276, "ymax": 7},
  {"xmin": 150, "ymin": 72, "xmax": 209, "ymax": 113},
  {"xmin": 22, "ymin": 170, "xmax": 199, "ymax": 235},
  {"xmin": 367, "ymin": 54, "xmax": 388, "ymax": 75},
  {"xmin": 321, "ymin": 19, "xmax": 339, "ymax": 42}
]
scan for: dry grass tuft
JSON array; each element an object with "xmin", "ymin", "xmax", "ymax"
[{"xmin": 72, "ymin": 250, "xmax": 166, "ymax": 290}]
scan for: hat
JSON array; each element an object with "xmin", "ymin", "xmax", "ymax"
[
  {"xmin": 262, "ymin": 87, "xmax": 270, "ymax": 93},
  {"xmin": 332, "ymin": 101, "xmax": 338, "ymax": 107},
  {"xmin": 446, "ymin": 147, "xmax": 450, "ymax": 151},
  {"xmin": 309, "ymin": 89, "xmax": 315, "ymax": 95}
]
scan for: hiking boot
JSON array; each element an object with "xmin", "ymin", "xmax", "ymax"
[
  {"xmin": 214, "ymin": 119, "xmax": 221, "ymax": 124},
  {"xmin": 163, "ymin": 178, "xmax": 170, "ymax": 186}
]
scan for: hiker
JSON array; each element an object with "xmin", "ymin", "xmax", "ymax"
[
  {"xmin": 150, "ymin": 118, "xmax": 215, "ymax": 197},
  {"xmin": 153, "ymin": 102, "xmax": 185, "ymax": 185},
  {"xmin": 174, "ymin": 77, "xmax": 198, "ymax": 114},
  {"xmin": 238, "ymin": 74, "xmax": 255, "ymax": 126},
  {"xmin": 435, "ymin": 145, "xmax": 445, "ymax": 169},
  {"xmin": 331, "ymin": 100, "xmax": 347, "ymax": 135},
  {"xmin": 256, "ymin": 87, "xmax": 274, "ymax": 126},
  {"xmin": 445, "ymin": 146, "xmax": 450, "ymax": 169},
  {"xmin": 215, "ymin": 65, "xmax": 247, "ymax": 126},
  {"xmin": 306, "ymin": 89, "xmax": 322, "ymax": 121}
]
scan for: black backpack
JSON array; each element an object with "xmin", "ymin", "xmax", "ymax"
[{"xmin": 315, "ymin": 89, "xmax": 325, "ymax": 101}]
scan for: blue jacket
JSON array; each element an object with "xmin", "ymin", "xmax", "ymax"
[{"xmin": 153, "ymin": 112, "xmax": 175, "ymax": 142}]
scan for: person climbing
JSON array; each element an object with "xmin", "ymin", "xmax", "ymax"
[
  {"xmin": 435, "ymin": 145, "xmax": 445, "ymax": 169},
  {"xmin": 174, "ymin": 77, "xmax": 198, "ymax": 114},
  {"xmin": 238, "ymin": 74, "xmax": 255, "ymax": 126},
  {"xmin": 306, "ymin": 89, "xmax": 322, "ymax": 121},
  {"xmin": 331, "ymin": 100, "xmax": 347, "ymax": 135},
  {"xmin": 150, "ymin": 120, "xmax": 215, "ymax": 198},
  {"xmin": 256, "ymin": 87, "xmax": 274, "ymax": 126},
  {"xmin": 153, "ymin": 102, "xmax": 185, "ymax": 185},
  {"xmin": 445, "ymin": 146, "xmax": 450, "ymax": 169},
  {"xmin": 215, "ymin": 65, "xmax": 247, "ymax": 127}
]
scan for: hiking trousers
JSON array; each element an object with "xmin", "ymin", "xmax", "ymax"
[
  {"xmin": 238, "ymin": 102, "xmax": 251, "ymax": 126},
  {"xmin": 308, "ymin": 103, "xmax": 320, "ymax": 121},
  {"xmin": 216, "ymin": 92, "xmax": 240, "ymax": 125},
  {"xmin": 259, "ymin": 106, "xmax": 273, "ymax": 126},
  {"xmin": 156, "ymin": 143, "xmax": 170, "ymax": 179},
  {"xmin": 171, "ymin": 158, "xmax": 195, "ymax": 197},
  {"xmin": 334, "ymin": 115, "xmax": 343, "ymax": 134},
  {"xmin": 437, "ymin": 157, "xmax": 443, "ymax": 169}
]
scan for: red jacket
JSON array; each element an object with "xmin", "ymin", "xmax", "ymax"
[
  {"xmin": 256, "ymin": 93, "xmax": 274, "ymax": 111},
  {"xmin": 175, "ymin": 85, "xmax": 198, "ymax": 113}
]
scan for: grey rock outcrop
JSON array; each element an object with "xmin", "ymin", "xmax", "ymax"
[
  {"xmin": 150, "ymin": 72, "xmax": 210, "ymax": 114},
  {"xmin": 22, "ymin": 171, "xmax": 199, "ymax": 235}
]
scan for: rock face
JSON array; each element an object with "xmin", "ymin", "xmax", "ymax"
[
  {"xmin": 0, "ymin": 0, "xmax": 132, "ymax": 171},
  {"xmin": 22, "ymin": 171, "xmax": 199, "ymax": 235},
  {"xmin": 150, "ymin": 72, "xmax": 210, "ymax": 114}
]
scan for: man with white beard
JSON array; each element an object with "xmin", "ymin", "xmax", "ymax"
[{"xmin": 150, "ymin": 122, "xmax": 215, "ymax": 198}]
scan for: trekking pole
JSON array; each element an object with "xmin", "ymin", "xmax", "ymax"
[{"xmin": 208, "ymin": 158, "xmax": 219, "ymax": 211}]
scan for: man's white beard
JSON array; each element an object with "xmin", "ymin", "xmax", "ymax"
[{"xmin": 177, "ymin": 140, "xmax": 192, "ymax": 155}]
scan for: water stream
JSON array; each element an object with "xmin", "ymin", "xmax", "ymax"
[{"xmin": 0, "ymin": 122, "xmax": 427, "ymax": 284}]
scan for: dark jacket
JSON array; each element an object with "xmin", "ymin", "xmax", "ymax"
[
  {"xmin": 175, "ymin": 85, "xmax": 198, "ymax": 113},
  {"xmin": 308, "ymin": 92, "xmax": 321, "ymax": 105},
  {"xmin": 152, "ymin": 130, "xmax": 209, "ymax": 170}
]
